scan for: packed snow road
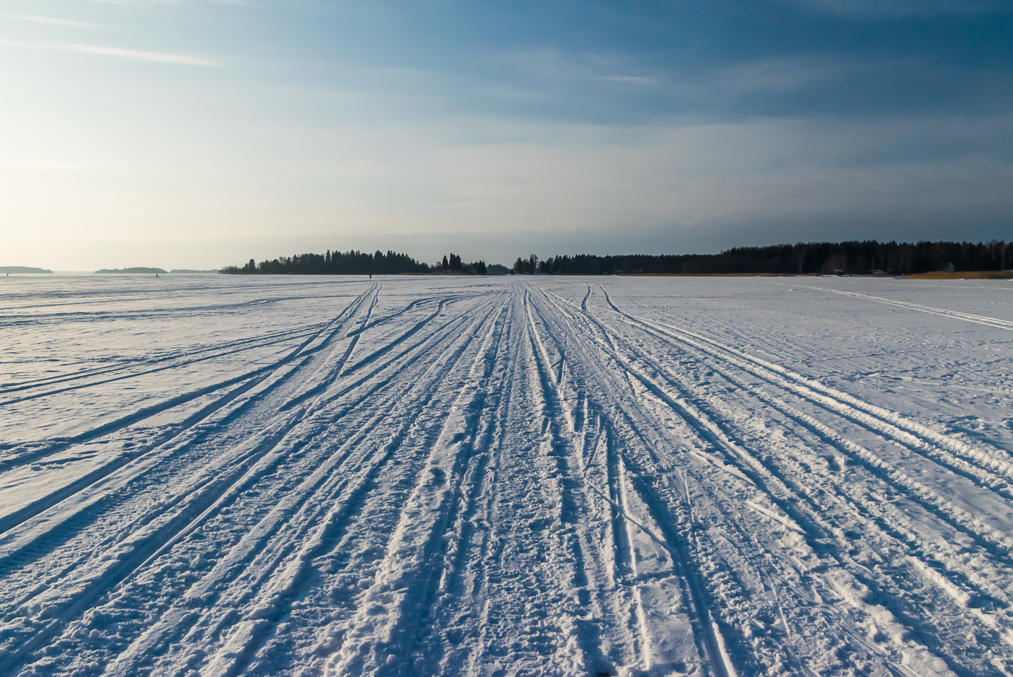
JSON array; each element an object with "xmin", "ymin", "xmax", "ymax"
[{"xmin": 0, "ymin": 274, "xmax": 1010, "ymax": 676}]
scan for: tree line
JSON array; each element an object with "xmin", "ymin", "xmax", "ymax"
[
  {"xmin": 221, "ymin": 240, "xmax": 1009, "ymax": 277},
  {"xmin": 221, "ymin": 250, "xmax": 491, "ymax": 275},
  {"xmin": 513, "ymin": 240, "xmax": 1010, "ymax": 275},
  {"xmin": 438, "ymin": 253, "xmax": 488, "ymax": 275}
]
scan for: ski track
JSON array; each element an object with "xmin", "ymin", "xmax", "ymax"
[
  {"xmin": 0, "ymin": 274, "xmax": 1010, "ymax": 676},
  {"xmin": 789, "ymin": 283, "xmax": 1013, "ymax": 332}
]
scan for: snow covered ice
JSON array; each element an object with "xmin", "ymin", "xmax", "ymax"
[{"xmin": 0, "ymin": 273, "xmax": 1011, "ymax": 676}]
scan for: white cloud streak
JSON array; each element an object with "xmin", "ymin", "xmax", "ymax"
[
  {"xmin": 87, "ymin": 0, "xmax": 250, "ymax": 4},
  {"xmin": 0, "ymin": 39, "xmax": 220, "ymax": 67},
  {"xmin": 11, "ymin": 14, "xmax": 108, "ymax": 30}
]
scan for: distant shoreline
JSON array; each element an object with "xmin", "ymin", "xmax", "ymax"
[
  {"xmin": 0, "ymin": 266, "xmax": 52, "ymax": 274},
  {"xmin": 223, "ymin": 240, "xmax": 1009, "ymax": 277},
  {"xmin": 95, "ymin": 267, "xmax": 167, "ymax": 274}
]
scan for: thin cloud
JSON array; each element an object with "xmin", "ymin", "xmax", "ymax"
[
  {"xmin": 496, "ymin": 48, "xmax": 663, "ymax": 89},
  {"xmin": 88, "ymin": 0, "xmax": 178, "ymax": 5},
  {"xmin": 67, "ymin": 43, "xmax": 219, "ymax": 67},
  {"xmin": 11, "ymin": 14, "xmax": 108, "ymax": 30},
  {"xmin": 710, "ymin": 55, "xmax": 865, "ymax": 95},
  {"xmin": 87, "ymin": 0, "xmax": 250, "ymax": 4},
  {"xmin": 588, "ymin": 74, "xmax": 664, "ymax": 87},
  {"xmin": 0, "ymin": 39, "xmax": 220, "ymax": 67}
]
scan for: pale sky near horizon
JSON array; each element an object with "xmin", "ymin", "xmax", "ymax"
[{"xmin": 2, "ymin": 1, "xmax": 1011, "ymax": 270}]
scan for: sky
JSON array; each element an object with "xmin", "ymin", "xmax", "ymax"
[{"xmin": 1, "ymin": 1, "xmax": 1011, "ymax": 270}]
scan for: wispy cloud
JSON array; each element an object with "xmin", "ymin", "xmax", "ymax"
[
  {"xmin": 11, "ymin": 14, "xmax": 108, "ymax": 30},
  {"xmin": 0, "ymin": 39, "xmax": 220, "ymax": 67},
  {"xmin": 87, "ymin": 0, "xmax": 251, "ymax": 4},
  {"xmin": 496, "ymin": 48, "xmax": 662, "ymax": 88},
  {"xmin": 64, "ymin": 43, "xmax": 219, "ymax": 67},
  {"xmin": 709, "ymin": 54, "xmax": 866, "ymax": 95},
  {"xmin": 588, "ymin": 74, "xmax": 663, "ymax": 87},
  {"xmin": 88, "ymin": 0, "xmax": 177, "ymax": 5}
]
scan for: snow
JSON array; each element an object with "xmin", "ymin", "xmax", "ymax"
[{"xmin": 0, "ymin": 273, "xmax": 1010, "ymax": 675}]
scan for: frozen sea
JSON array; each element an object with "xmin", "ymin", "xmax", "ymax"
[{"xmin": 0, "ymin": 273, "xmax": 1010, "ymax": 675}]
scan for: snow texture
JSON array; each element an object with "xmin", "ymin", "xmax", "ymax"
[{"xmin": 0, "ymin": 274, "xmax": 1011, "ymax": 676}]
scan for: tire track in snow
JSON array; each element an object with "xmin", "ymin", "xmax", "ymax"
[
  {"xmin": 408, "ymin": 306, "xmax": 523, "ymax": 674},
  {"xmin": 543, "ymin": 285, "xmax": 1007, "ymax": 674},
  {"xmin": 607, "ymin": 288, "xmax": 1013, "ymax": 479},
  {"xmin": 202, "ymin": 296, "xmax": 505, "ymax": 677},
  {"xmin": 598, "ymin": 324, "xmax": 1008, "ymax": 673},
  {"xmin": 0, "ymin": 294, "xmax": 359, "ymax": 328},
  {"xmin": 534, "ymin": 298, "xmax": 689, "ymax": 675},
  {"xmin": 276, "ymin": 284, "xmax": 381, "ymax": 410},
  {"xmin": 533, "ymin": 285, "xmax": 966, "ymax": 675},
  {"xmin": 523, "ymin": 290, "xmax": 630, "ymax": 676},
  {"xmin": 321, "ymin": 301, "xmax": 509, "ymax": 675},
  {"xmin": 447, "ymin": 289, "xmax": 592, "ymax": 674},
  {"xmin": 0, "ymin": 287, "xmax": 390, "ymax": 673},
  {"xmin": 528, "ymin": 288, "xmax": 752, "ymax": 677},
  {"xmin": 0, "ymin": 285, "xmax": 378, "ymax": 475},
  {"xmin": 0, "ymin": 323, "xmax": 326, "ymax": 399},
  {"xmin": 0, "ymin": 285, "xmax": 379, "ymax": 548},
  {"xmin": 791, "ymin": 284, "xmax": 1013, "ymax": 332},
  {"xmin": 4, "ymin": 287, "xmax": 486, "ymax": 672},
  {"xmin": 87, "ymin": 295, "xmax": 506, "ymax": 677},
  {"xmin": 599, "ymin": 288, "xmax": 1013, "ymax": 536},
  {"xmin": 430, "ymin": 293, "xmax": 529, "ymax": 676},
  {"xmin": 529, "ymin": 289, "xmax": 691, "ymax": 673},
  {"xmin": 652, "ymin": 331, "xmax": 1013, "ymax": 626},
  {"xmin": 3, "ymin": 277, "xmax": 1007, "ymax": 675},
  {"xmin": 0, "ymin": 287, "xmax": 474, "ymax": 664},
  {"xmin": 0, "ymin": 289, "xmax": 475, "ymax": 601}
]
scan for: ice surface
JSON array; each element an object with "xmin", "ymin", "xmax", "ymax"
[{"xmin": 0, "ymin": 274, "xmax": 1010, "ymax": 675}]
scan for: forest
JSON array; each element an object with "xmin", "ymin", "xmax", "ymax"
[
  {"xmin": 513, "ymin": 240, "xmax": 1010, "ymax": 275},
  {"xmin": 221, "ymin": 250, "xmax": 489, "ymax": 275},
  {"xmin": 221, "ymin": 240, "xmax": 1009, "ymax": 276}
]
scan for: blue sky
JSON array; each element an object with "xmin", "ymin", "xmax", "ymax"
[{"xmin": 2, "ymin": 0, "xmax": 1011, "ymax": 269}]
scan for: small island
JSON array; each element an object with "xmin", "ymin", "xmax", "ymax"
[
  {"xmin": 95, "ymin": 267, "xmax": 167, "ymax": 274},
  {"xmin": 0, "ymin": 266, "xmax": 53, "ymax": 274}
]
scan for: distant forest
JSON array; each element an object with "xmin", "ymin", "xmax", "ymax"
[
  {"xmin": 513, "ymin": 240, "xmax": 1010, "ymax": 275},
  {"xmin": 96, "ymin": 267, "xmax": 167, "ymax": 274},
  {"xmin": 222, "ymin": 240, "xmax": 1009, "ymax": 276},
  {"xmin": 222, "ymin": 250, "xmax": 494, "ymax": 275},
  {"xmin": 0, "ymin": 266, "xmax": 52, "ymax": 274}
]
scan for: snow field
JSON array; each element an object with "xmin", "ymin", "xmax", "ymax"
[{"xmin": 0, "ymin": 274, "xmax": 1010, "ymax": 675}]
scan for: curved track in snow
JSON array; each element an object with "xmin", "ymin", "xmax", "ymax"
[{"xmin": 0, "ymin": 274, "xmax": 1010, "ymax": 676}]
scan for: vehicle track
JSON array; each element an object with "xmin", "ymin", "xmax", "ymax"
[
  {"xmin": 537, "ymin": 284, "xmax": 1011, "ymax": 674},
  {"xmin": 89, "ymin": 295, "xmax": 505, "ymax": 677},
  {"xmin": 0, "ymin": 323, "xmax": 327, "ymax": 398},
  {"xmin": 792, "ymin": 284, "xmax": 1013, "ymax": 332},
  {"xmin": 594, "ymin": 288, "xmax": 1013, "ymax": 553},
  {"xmin": 1, "ymin": 276, "xmax": 1008, "ymax": 676},
  {"xmin": 0, "ymin": 287, "xmax": 486, "ymax": 664},
  {"xmin": 0, "ymin": 286, "xmax": 386, "ymax": 671}
]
